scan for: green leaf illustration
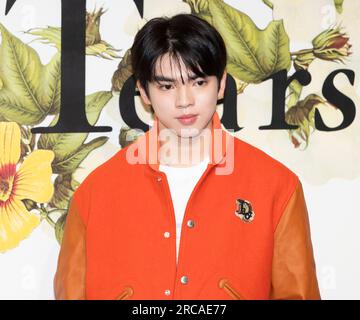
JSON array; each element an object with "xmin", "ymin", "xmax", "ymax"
[
  {"xmin": 286, "ymin": 94, "xmax": 326, "ymax": 148},
  {"xmin": 87, "ymin": 41, "xmax": 121, "ymax": 60},
  {"xmin": 26, "ymin": 26, "xmax": 121, "ymax": 59},
  {"xmin": 40, "ymin": 52, "xmax": 61, "ymax": 115},
  {"xmin": 112, "ymin": 49, "xmax": 133, "ymax": 92},
  {"xmin": 55, "ymin": 211, "xmax": 67, "ymax": 245},
  {"xmin": 37, "ymin": 91, "xmax": 112, "ymax": 174},
  {"xmin": 262, "ymin": 0, "xmax": 343, "ymax": 13},
  {"xmin": 22, "ymin": 199, "xmax": 38, "ymax": 211},
  {"xmin": 262, "ymin": 0, "xmax": 274, "ymax": 10},
  {"xmin": 25, "ymin": 26, "xmax": 61, "ymax": 50},
  {"xmin": 119, "ymin": 124, "xmax": 144, "ymax": 148},
  {"xmin": 183, "ymin": 0, "xmax": 213, "ymax": 23},
  {"xmin": 49, "ymin": 173, "xmax": 80, "ymax": 209},
  {"xmin": 334, "ymin": 0, "xmax": 344, "ymax": 14},
  {"xmin": 53, "ymin": 136, "xmax": 108, "ymax": 174},
  {"xmin": 186, "ymin": 0, "xmax": 291, "ymax": 83},
  {"xmin": 19, "ymin": 125, "xmax": 36, "ymax": 159},
  {"xmin": 287, "ymin": 79, "xmax": 303, "ymax": 109},
  {"xmin": 293, "ymin": 50, "xmax": 316, "ymax": 71},
  {"xmin": 0, "ymin": 24, "xmax": 61, "ymax": 125}
]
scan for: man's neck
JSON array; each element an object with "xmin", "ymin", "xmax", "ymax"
[{"xmin": 158, "ymin": 120, "xmax": 212, "ymax": 168}]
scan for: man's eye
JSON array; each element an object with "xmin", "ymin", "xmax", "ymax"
[
  {"xmin": 195, "ymin": 80, "xmax": 206, "ymax": 86},
  {"xmin": 159, "ymin": 84, "xmax": 173, "ymax": 90}
]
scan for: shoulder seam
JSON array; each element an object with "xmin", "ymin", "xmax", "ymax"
[
  {"xmin": 72, "ymin": 187, "xmax": 89, "ymax": 228},
  {"xmin": 273, "ymin": 174, "xmax": 300, "ymax": 234}
]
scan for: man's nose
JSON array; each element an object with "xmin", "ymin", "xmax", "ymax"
[{"xmin": 175, "ymin": 84, "xmax": 194, "ymax": 108}]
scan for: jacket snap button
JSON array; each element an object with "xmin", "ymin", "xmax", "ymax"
[
  {"xmin": 157, "ymin": 176, "xmax": 162, "ymax": 182},
  {"xmin": 180, "ymin": 275, "xmax": 189, "ymax": 284},
  {"xmin": 218, "ymin": 278, "xmax": 228, "ymax": 288},
  {"xmin": 163, "ymin": 231, "xmax": 170, "ymax": 238},
  {"xmin": 187, "ymin": 219, "xmax": 195, "ymax": 228},
  {"xmin": 164, "ymin": 289, "xmax": 171, "ymax": 296}
]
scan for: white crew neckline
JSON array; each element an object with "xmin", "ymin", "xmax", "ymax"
[{"xmin": 159, "ymin": 157, "xmax": 210, "ymax": 169}]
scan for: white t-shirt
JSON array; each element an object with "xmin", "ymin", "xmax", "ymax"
[{"xmin": 159, "ymin": 157, "xmax": 210, "ymax": 264}]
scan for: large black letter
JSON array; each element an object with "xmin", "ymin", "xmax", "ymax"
[
  {"xmin": 317, "ymin": 69, "xmax": 356, "ymax": 131},
  {"xmin": 259, "ymin": 69, "xmax": 311, "ymax": 130},
  {"xmin": 5, "ymin": 0, "xmax": 17, "ymax": 15},
  {"xmin": 133, "ymin": 0, "xmax": 144, "ymax": 18},
  {"xmin": 32, "ymin": 0, "xmax": 112, "ymax": 133},
  {"xmin": 120, "ymin": 75, "xmax": 149, "ymax": 132},
  {"xmin": 221, "ymin": 73, "xmax": 242, "ymax": 132}
]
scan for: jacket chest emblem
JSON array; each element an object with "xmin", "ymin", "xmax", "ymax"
[{"xmin": 234, "ymin": 198, "xmax": 255, "ymax": 223}]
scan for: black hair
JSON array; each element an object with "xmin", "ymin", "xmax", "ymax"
[{"xmin": 130, "ymin": 13, "xmax": 227, "ymax": 108}]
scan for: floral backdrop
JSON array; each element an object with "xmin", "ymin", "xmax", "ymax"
[{"xmin": 0, "ymin": 0, "xmax": 359, "ymax": 299}]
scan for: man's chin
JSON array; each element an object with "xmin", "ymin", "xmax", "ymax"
[
  {"xmin": 177, "ymin": 127, "xmax": 203, "ymax": 139},
  {"xmin": 158, "ymin": 122, "xmax": 207, "ymax": 139}
]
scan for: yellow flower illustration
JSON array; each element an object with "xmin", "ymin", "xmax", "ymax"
[{"xmin": 0, "ymin": 122, "xmax": 54, "ymax": 253}]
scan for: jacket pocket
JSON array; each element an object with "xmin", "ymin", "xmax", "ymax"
[
  {"xmin": 218, "ymin": 278, "xmax": 246, "ymax": 300},
  {"xmin": 116, "ymin": 286, "xmax": 134, "ymax": 300}
]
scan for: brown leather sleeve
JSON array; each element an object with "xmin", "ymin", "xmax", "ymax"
[
  {"xmin": 53, "ymin": 197, "xmax": 86, "ymax": 300},
  {"xmin": 270, "ymin": 180, "xmax": 321, "ymax": 300}
]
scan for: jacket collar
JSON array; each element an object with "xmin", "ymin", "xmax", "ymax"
[{"xmin": 133, "ymin": 111, "xmax": 232, "ymax": 172}]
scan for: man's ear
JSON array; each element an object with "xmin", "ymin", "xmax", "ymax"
[
  {"xmin": 217, "ymin": 70, "xmax": 227, "ymax": 100},
  {"xmin": 136, "ymin": 80, "xmax": 151, "ymax": 105}
]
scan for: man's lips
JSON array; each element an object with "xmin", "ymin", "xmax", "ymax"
[
  {"xmin": 176, "ymin": 114, "xmax": 198, "ymax": 125},
  {"xmin": 176, "ymin": 114, "xmax": 198, "ymax": 119}
]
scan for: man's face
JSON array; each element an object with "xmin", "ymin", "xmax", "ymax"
[{"xmin": 137, "ymin": 53, "xmax": 226, "ymax": 138}]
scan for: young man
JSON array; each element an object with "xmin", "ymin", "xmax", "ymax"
[{"xmin": 54, "ymin": 14, "xmax": 321, "ymax": 300}]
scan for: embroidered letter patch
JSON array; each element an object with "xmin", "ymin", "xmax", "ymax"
[{"xmin": 235, "ymin": 199, "xmax": 255, "ymax": 223}]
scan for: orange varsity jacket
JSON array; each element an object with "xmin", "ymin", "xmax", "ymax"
[{"xmin": 53, "ymin": 111, "xmax": 321, "ymax": 300}]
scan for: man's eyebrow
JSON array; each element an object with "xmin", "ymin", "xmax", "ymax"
[
  {"xmin": 153, "ymin": 75, "xmax": 175, "ymax": 82},
  {"xmin": 153, "ymin": 74, "xmax": 203, "ymax": 83},
  {"xmin": 188, "ymin": 74, "xmax": 202, "ymax": 80}
]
